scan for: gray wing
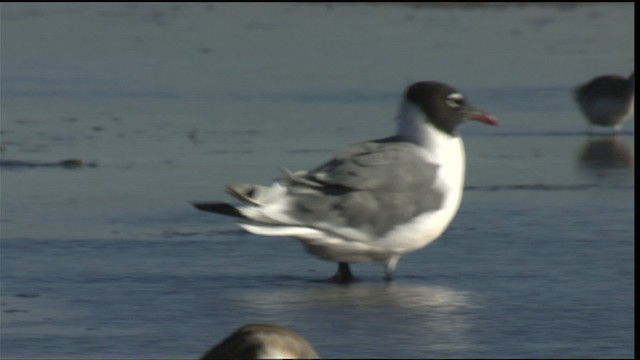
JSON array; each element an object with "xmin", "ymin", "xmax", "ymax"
[{"xmin": 281, "ymin": 139, "xmax": 444, "ymax": 238}]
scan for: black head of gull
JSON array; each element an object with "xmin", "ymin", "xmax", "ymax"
[
  {"xmin": 574, "ymin": 71, "xmax": 635, "ymax": 134},
  {"xmin": 192, "ymin": 81, "xmax": 497, "ymax": 283},
  {"xmin": 405, "ymin": 81, "xmax": 498, "ymax": 136}
]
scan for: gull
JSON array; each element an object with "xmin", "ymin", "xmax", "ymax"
[
  {"xmin": 192, "ymin": 81, "xmax": 497, "ymax": 283},
  {"xmin": 200, "ymin": 323, "xmax": 319, "ymax": 359},
  {"xmin": 574, "ymin": 71, "xmax": 634, "ymax": 134}
]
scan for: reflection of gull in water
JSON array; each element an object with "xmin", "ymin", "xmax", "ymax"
[
  {"xmin": 240, "ymin": 284, "xmax": 477, "ymax": 356},
  {"xmin": 245, "ymin": 283, "xmax": 473, "ymax": 310},
  {"xmin": 577, "ymin": 136, "xmax": 634, "ymax": 173},
  {"xmin": 200, "ymin": 323, "xmax": 319, "ymax": 359}
]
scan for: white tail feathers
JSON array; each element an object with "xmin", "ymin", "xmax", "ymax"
[{"xmin": 239, "ymin": 223, "xmax": 325, "ymax": 239}]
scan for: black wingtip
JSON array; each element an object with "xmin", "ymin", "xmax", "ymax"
[{"xmin": 190, "ymin": 201, "xmax": 245, "ymax": 218}]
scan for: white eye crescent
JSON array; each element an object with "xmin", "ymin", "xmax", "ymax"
[{"xmin": 446, "ymin": 93, "xmax": 464, "ymax": 108}]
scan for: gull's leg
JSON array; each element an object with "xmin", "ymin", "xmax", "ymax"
[
  {"xmin": 613, "ymin": 123, "xmax": 623, "ymax": 134},
  {"xmin": 330, "ymin": 262, "xmax": 354, "ymax": 284},
  {"xmin": 586, "ymin": 124, "xmax": 593, "ymax": 135},
  {"xmin": 384, "ymin": 256, "xmax": 400, "ymax": 282}
]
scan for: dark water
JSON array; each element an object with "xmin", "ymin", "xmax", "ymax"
[{"xmin": 0, "ymin": 3, "xmax": 634, "ymax": 359}]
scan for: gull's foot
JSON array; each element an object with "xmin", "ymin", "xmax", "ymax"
[{"xmin": 329, "ymin": 262, "xmax": 355, "ymax": 284}]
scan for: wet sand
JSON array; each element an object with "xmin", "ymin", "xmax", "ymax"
[{"xmin": 0, "ymin": 3, "xmax": 634, "ymax": 359}]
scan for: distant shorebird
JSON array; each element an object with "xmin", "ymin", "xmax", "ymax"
[
  {"xmin": 192, "ymin": 81, "xmax": 497, "ymax": 283},
  {"xmin": 574, "ymin": 72, "xmax": 635, "ymax": 134},
  {"xmin": 200, "ymin": 323, "xmax": 319, "ymax": 359}
]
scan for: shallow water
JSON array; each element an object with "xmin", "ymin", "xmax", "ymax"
[{"xmin": 0, "ymin": 3, "xmax": 634, "ymax": 359}]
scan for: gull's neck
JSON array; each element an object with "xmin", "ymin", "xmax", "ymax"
[
  {"xmin": 396, "ymin": 100, "xmax": 466, "ymax": 220},
  {"xmin": 396, "ymin": 100, "xmax": 459, "ymax": 150}
]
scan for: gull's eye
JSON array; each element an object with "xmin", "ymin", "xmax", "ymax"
[{"xmin": 445, "ymin": 93, "xmax": 464, "ymax": 108}]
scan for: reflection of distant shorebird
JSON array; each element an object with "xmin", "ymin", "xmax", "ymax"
[
  {"xmin": 200, "ymin": 323, "xmax": 319, "ymax": 359},
  {"xmin": 574, "ymin": 72, "xmax": 634, "ymax": 134},
  {"xmin": 577, "ymin": 137, "xmax": 633, "ymax": 171}
]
